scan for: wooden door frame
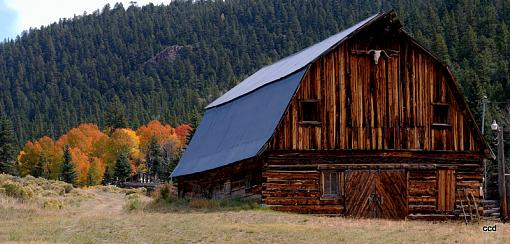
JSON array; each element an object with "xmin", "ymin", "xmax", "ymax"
[{"xmin": 344, "ymin": 169, "xmax": 408, "ymax": 219}]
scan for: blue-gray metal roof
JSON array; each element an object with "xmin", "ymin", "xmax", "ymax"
[
  {"xmin": 171, "ymin": 69, "xmax": 306, "ymax": 177},
  {"xmin": 172, "ymin": 13, "xmax": 384, "ymax": 177},
  {"xmin": 206, "ymin": 13, "xmax": 380, "ymax": 108}
]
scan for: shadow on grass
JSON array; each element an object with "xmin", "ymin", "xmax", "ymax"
[{"xmin": 141, "ymin": 183, "xmax": 270, "ymax": 213}]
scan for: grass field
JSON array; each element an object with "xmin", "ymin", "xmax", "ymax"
[{"xmin": 1, "ymin": 175, "xmax": 509, "ymax": 243}]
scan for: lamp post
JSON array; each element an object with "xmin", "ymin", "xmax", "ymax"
[
  {"xmin": 481, "ymin": 96, "xmax": 487, "ymax": 135},
  {"xmin": 492, "ymin": 120, "xmax": 508, "ymax": 221}
]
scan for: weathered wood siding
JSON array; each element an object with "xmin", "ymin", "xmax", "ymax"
[
  {"xmin": 177, "ymin": 158, "xmax": 263, "ymax": 200},
  {"xmin": 270, "ymin": 25, "xmax": 480, "ymax": 152},
  {"xmin": 407, "ymin": 168, "xmax": 483, "ymax": 218}
]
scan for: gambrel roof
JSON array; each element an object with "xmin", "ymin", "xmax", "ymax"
[{"xmin": 171, "ymin": 11, "xmax": 492, "ymax": 178}]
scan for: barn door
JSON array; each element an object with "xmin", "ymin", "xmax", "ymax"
[
  {"xmin": 345, "ymin": 170, "xmax": 408, "ymax": 219},
  {"xmin": 437, "ymin": 169, "xmax": 456, "ymax": 211}
]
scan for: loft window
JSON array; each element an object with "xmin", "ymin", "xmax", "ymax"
[
  {"xmin": 432, "ymin": 103, "xmax": 450, "ymax": 126},
  {"xmin": 299, "ymin": 99, "xmax": 321, "ymax": 125},
  {"xmin": 321, "ymin": 171, "xmax": 344, "ymax": 198}
]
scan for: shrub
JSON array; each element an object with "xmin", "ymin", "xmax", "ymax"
[
  {"xmin": 3, "ymin": 181, "xmax": 34, "ymax": 201},
  {"xmin": 152, "ymin": 183, "xmax": 177, "ymax": 203},
  {"xmin": 41, "ymin": 190, "xmax": 59, "ymax": 197},
  {"xmin": 60, "ymin": 183, "xmax": 74, "ymax": 194},
  {"xmin": 42, "ymin": 198, "xmax": 64, "ymax": 210},
  {"xmin": 124, "ymin": 194, "xmax": 144, "ymax": 211}
]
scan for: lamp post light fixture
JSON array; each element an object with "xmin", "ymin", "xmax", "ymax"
[
  {"xmin": 492, "ymin": 120, "xmax": 508, "ymax": 221},
  {"xmin": 491, "ymin": 120, "xmax": 498, "ymax": 132}
]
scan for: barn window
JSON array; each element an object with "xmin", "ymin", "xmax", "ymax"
[
  {"xmin": 245, "ymin": 174, "xmax": 252, "ymax": 190},
  {"xmin": 224, "ymin": 180, "xmax": 231, "ymax": 194},
  {"xmin": 432, "ymin": 103, "xmax": 450, "ymax": 126},
  {"xmin": 299, "ymin": 99, "xmax": 321, "ymax": 125},
  {"xmin": 321, "ymin": 171, "xmax": 344, "ymax": 198},
  {"xmin": 212, "ymin": 185, "xmax": 222, "ymax": 200},
  {"xmin": 437, "ymin": 169, "xmax": 456, "ymax": 211}
]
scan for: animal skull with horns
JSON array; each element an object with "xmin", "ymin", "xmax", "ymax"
[{"xmin": 368, "ymin": 50, "xmax": 390, "ymax": 64}]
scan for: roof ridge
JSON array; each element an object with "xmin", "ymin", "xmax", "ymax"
[{"xmin": 206, "ymin": 13, "xmax": 383, "ymax": 109}]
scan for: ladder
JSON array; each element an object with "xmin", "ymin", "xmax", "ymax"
[{"xmin": 457, "ymin": 188, "xmax": 480, "ymax": 223}]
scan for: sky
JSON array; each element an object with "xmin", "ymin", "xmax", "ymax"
[{"xmin": 0, "ymin": 0, "xmax": 173, "ymax": 41}]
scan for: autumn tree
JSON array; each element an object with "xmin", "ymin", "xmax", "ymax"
[
  {"xmin": 87, "ymin": 158, "xmax": 103, "ymax": 186},
  {"xmin": 137, "ymin": 120, "xmax": 180, "ymax": 153},
  {"xmin": 17, "ymin": 121, "xmax": 189, "ymax": 185},
  {"xmin": 114, "ymin": 152, "xmax": 132, "ymax": 182},
  {"xmin": 60, "ymin": 145, "xmax": 77, "ymax": 185},
  {"xmin": 18, "ymin": 136, "xmax": 62, "ymax": 179},
  {"xmin": 175, "ymin": 124, "xmax": 193, "ymax": 147},
  {"xmin": 70, "ymin": 147, "xmax": 91, "ymax": 186},
  {"xmin": 56, "ymin": 124, "xmax": 109, "ymax": 156}
]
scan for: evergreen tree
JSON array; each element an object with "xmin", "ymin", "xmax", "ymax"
[
  {"xmin": 114, "ymin": 152, "xmax": 132, "ymax": 182},
  {"xmin": 103, "ymin": 165, "xmax": 114, "ymax": 185},
  {"xmin": 60, "ymin": 145, "xmax": 77, "ymax": 184},
  {"xmin": 0, "ymin": 114, "xmax": 17, "ymax": 175},
  {"xmin": 32, "ymin": 153, "xmax": 48, "ymax": 178},
  {"xmin": 104, "ymin": 96, "xmax": 128, "ymax": 134},
  {"xmin": 146, "ymin": 135, "xmax": 163, "ymax": 180}
]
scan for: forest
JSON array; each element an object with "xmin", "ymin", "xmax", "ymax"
[
  {"xmin": 0, "ymin": 0, "xmax": 509, "ymax": 145},
  {"xmin": 1, "ymin": 0, "xmax": 510, "ymax": 178}
]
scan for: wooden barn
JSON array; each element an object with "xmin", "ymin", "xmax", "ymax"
[{"xmin": 171, "ymin": 11, "xmax": 494, "ymax": 219}]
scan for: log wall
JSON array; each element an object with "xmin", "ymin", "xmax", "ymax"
[
  {"xmin": 262, "ymin": 152, "xmax": 483, "ymax": 218},
  {"xmin": 177, "ymin": 158, "xmax": 263, "ymax": 200}
]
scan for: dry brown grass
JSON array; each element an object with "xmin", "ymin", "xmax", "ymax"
[{"xmin": 1, "ymin": 175, "xmax": 509, "ymax": 243}]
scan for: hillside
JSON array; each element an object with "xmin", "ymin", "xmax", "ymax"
[{"xmin": 1, "ymin": 0, "xmax": 510, "ymax": 145}]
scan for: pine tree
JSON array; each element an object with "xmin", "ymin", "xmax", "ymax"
[
  {"xmin": 114, "ymin": 152, "xmax": 132, "ymax": 183},
  {"xmin": 104, "ymin": 96, "xmax": 128, "ymax": 134},
  {"xmin": 32, "ymin": 153, "xmax": 48, "ymax": 178},
  {"xmin": 0, "ymin": 114, "xmax": 17, "ymax": 175},
  {"xmin": 103, "ymin": 165, "xmax": 114, "ymax": 185},
  {"xmin": 146, "ymin": 135, "xmax": 163, "ymax": 180},
  {"xmin": 60, "ymin": 145, "xmax": 77, "ymax": 184}
]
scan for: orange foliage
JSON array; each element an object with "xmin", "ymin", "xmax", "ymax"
[
  {"xmin": 17, "ymin": 120, "xmax": 191, "ymax": 186},
  {"xmin": 88, "ymin": 157, "xmax": 105, "ymax": 185},
  {"xmin": 56, "ymin": 124, "xmax": 108, "ymax": 156},
  {"xmin": 175, "ymin": 124, "xmax": 192, "ymax": 145},
  {"xmin": 110, "ymin": 128, "xmax": 142, "ymax": 160},
  {"xmin": 137, "ymin": 120, "xmax": 180, "ymax": 152},
  {"xmin": 18, "ymin": 136, "xmax": 63, "ymax": 179},
  {"xmin": 69, "ymin": 147, "xmax": 90, "ymax": 186}
]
